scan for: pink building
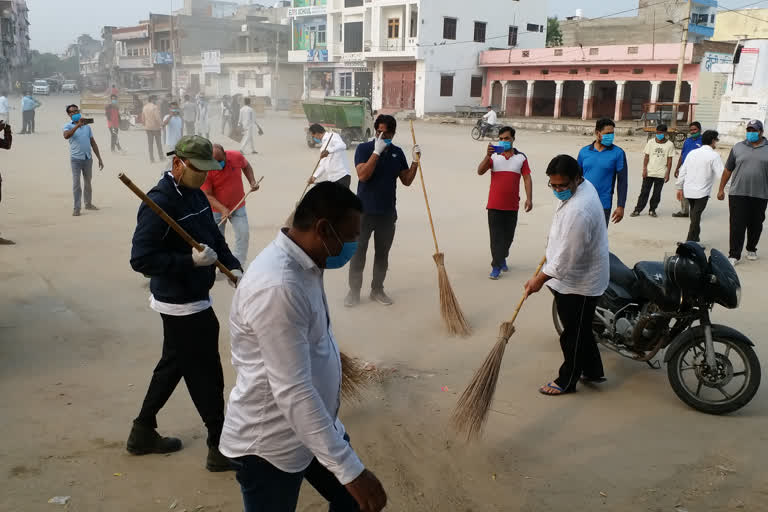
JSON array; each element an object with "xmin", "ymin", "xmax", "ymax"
[{"xmin": 479, "ymin": 43, "xmax": 728, "ymax": 122}]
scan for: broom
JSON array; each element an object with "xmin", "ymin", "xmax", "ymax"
[
  {"xmin": 217, "ymin": 176, "xmax": 264, "ymax": 227},
  {"xmin": 450, "ymin": 256, "xmax": 547, "ymax": 439},
  {"xmin": 409, "ymin": 120, "xmax": 471, "ymax": 337},
  {"xmin": 284, "ymin": 133, "xmax": 335, "ymax": 227}
]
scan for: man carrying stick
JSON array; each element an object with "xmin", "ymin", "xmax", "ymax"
[
  {"xmin": 220, "ymin": 182, "xmax": 387, "ymax": 512},
  {"xmin": 126, "ymin": 135, "xmax": 243, "ymax": 472},
  {"xmin": 308, "ymin": 123, "xmax": 352, "ymax": 188},
  {"xmin": 524, "ymin": 155, "xmax": 609, "ymax": 396}
]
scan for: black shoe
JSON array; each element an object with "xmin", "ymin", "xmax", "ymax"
[
  {"xmin": 649, "ymin": 210, "xmax": 658, "ymax": 218},
  {"xmin": 206, "ymin": 446, "xmax": 236, "ymax": 472},
  {"xmin": 630, "ymin": 210, "xmax": 640, "ymax": 217},
  {"xmin": 0, "ymin": 236, "xmax": 15, "ymax": 245},
  {"xmin": 126, "ymin": 421, "xmax": 182, "ymax": 455},
  {"xmin": 344, "ymin": 289, "xmax": 360, "ymax": 308},
  {"xmin": 85, "ymin": 204, "xmax": 99, "ymax": 211},
  {"xmin": 370, "ymin": 289, "xmax": 393, "ymax": 306},
  {"xmin": 72, "ymin": 209, "xmax": 80, "ymax": 217},
  {"xmin": 672, "ymin": 211, "xmax": 689, "ymax": 218}
]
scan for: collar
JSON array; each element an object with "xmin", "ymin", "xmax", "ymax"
[
  {"xmin": 743, "ymin": 138, "xmax": 767, "ymax": 149},
  {"xmin": 589, "ymin": 142, "xmax": 616, "ymax": 152},
  {"xmin": 276, "ymin": 229, "xmax": 320, "ymax": 273},
  {"xmin": 164, "ymin": 170, "xmax": 183, "ymax": 196}
]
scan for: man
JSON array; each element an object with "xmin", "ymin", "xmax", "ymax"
[
  {"xmin": 163, "ymin": 101, "xmax": 184, "ymax": 153},
  {"xmin": 196, "ymin": 94, "xmax": 210, "ymax": 139},
  {"xmin": 182, "ymin": 94, "xmax": 197, "ymax": 136},
  {"xmin": 239, "ymin": 98, "xmax": 258, "ymax": 154},
  {"xmin": 63, "ymin": 104, "xmax": 104, "ymax": 217},
  {"xmin": 630, "ymin": 124, "xmax": 675, "ymax": 218},
  {"xmin": 673, "ymin": 121, "xmax": 703, "ymax": 218},
  {"xmin": 481, "ymin": 105, "xmax": 497, "ymax": 137},
  {"xmin": 476, "ymin": 126, "xmax": 533, "ymax": 279},
  {"xmin": 717, "ymin": 119, "xmax": 768, "ymax": 265},
  {"xmin": 577, "ymin": 117, "xmax": 628, "ymax": 226},
  {"xmin": 20, "ymin": 92, "xmax": 40, "ymax": 135},
  {"xmin": 201, "ymin": 144, "xmax": 260, "ymax": 266},
  {"xmin": 220, "ymin": 182, "xmax": 387, "ymax": 512},
  {"xmin": 105, "ymin": 94, "xmax": 124, "ymax": 153},
  {"xmin": 0, "ymin": 91, "xmax": 9, "ymax": 122},
  {"xmin": 0, "ymin": 120, "xmax": 13, "ymax": 245},
  {"xmin": 308, "ymin": 123, "xmax": 352, "ymax": 188},
  {"xmin": 143, "ymin": 96, "xmax": 164, "ymax": 163},
  {"xmin": 345, "ymin": 114, "xmax": 420, "ymax": 307},
  {"xmin": 221, "ymin": 95, "xmax": 232, "ymax": 135},
  {"xmin": 127, "ymin": 135, "xmax": 243, "ymax": 472},
  {"xmin": 524, "ymin": 154, "xmax": 609, "ymax": 396},
  {"xmin": 675, "ymin": 130, "xmax": 724, "ymax": 243}
]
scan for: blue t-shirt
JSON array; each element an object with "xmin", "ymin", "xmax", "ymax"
[
  {"xmin": 354, "ymin": 140, "xmax": 409, "ymax": 216},
  {"xmin": 577, "ymin": 143, "xmax": 628, "ymax": 210},
  {"xmin": 63, "ymin": 122, "xmax": 93, "ymax": 160},
  {"xmin": 680, "ymin": 136, "xmax": 703, "ymax": 164}
]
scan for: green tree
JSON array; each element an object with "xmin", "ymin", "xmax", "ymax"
[{"xmin": 546, "ymin": 17, "xmax": 563, "ymax": 47}]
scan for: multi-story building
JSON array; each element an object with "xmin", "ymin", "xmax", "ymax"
[
  {"xmin": 111, "ymin": 24, "xmax": 154, "ymax": 89},
  {"xmin": 0, "ymin": 0, "xmax": 30, "ymax": 91},
  {"xmin": 289, "ymin": 0, "xmax": 548, "ymax": 116}
]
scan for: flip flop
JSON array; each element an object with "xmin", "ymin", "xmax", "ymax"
[
  {"xmin": 580, "ymin": 376, "xmax": 607, "ymax": 384},
  {"xmin": 538, "ymin": 382, "xmax": 570, "ymax": 396}
]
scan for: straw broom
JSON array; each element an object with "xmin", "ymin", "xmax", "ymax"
[
  {"xmin": 284, "ymin": 133, "xmax": 335, "ymax": 227},
  {"xmin": 409, "ymin": 120, "xmax": 471, "ymax": 337},
  {"xmin": 451, "ymin": 256, "xmax": 547, "ymax": 439}
]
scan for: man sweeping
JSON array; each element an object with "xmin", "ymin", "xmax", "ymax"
[
  {"xmin": 524, "ymin": 154, "xmax": 609, "ymax": 396},
  {"xmin": 308, "ymin": 123, "xmax": 352, "ymax": 188},
  {"xmin": 127, "ymin": 135, "xmax": 243, "ymax": 472},
  {"xmin": 220, "ymin": 182, "xmax": 387, "ymax": 512}
]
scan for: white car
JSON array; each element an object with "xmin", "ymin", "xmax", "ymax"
[
  {"xmin": 62, "ymin": 80, "xmax": 78, "ymax": 93},
  {"xmin": 32, "ymin": 80, "xmax": 50, "ymax": 95}
]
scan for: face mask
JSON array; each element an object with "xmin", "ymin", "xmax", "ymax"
[
  {"xmin": 112, "ymin": 99, "xmax": 118, "ymax": 104},
  {"xmin": 313, "ymin": 137, "xmax": 322, "ymax": 144},
  {"xmin": 553, "ymin": 189, "xmax": 573, "ymax": 201},
  {"xmin": 217, "ymin": 160, "xmax": 226, "ymax": 169},
  {"xmin": 746, "ymin": 131, "xmax": 760, "ymax": 143},
  {"xmin": 688, "ymin": 132, "xmax": 700, "ymax": 139},
  {"xmin": 500, "ymin": 140, "xmax": 512, "ymax": 151},
  {"xmin": 71, "ymin": 113, "xmax": 81, "ymax": 122},
  {"xmin": 322, "ymin": 223, "xmax": 358, "ymax": 270},
  {"xmin": 601, "ymin": 133, "xmax": 614, "ymax": 146},
  {"xmin": 177, "ymin": 163, "xmax": 208, "ymax": 189},
  {"xmin": 656, "ymin": 134, "xmax": 665, "ymax": 141},
  {"xmin": 383, "ymin": 138, "xmax": 393, "ymax": 145}
]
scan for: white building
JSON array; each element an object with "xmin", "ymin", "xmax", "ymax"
[{"xmin": 288, "ymin": 0, "xmax": 548, "ymax": 117}]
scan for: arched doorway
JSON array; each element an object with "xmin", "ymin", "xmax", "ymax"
[
  {"xmin": 532, "ymin": 80, "xmax": 556, "ymax": 117},
  {"xmin": 592, "ymin": 81, "xmax": 617, "ymax": 119},
  {"xmin": 491, "ymin": 82, "xmax": 503, "ymax": 111},
  {"xmin": 504, "ymin": 80, "xmax": 527, "ymax": 117},
  {"xmin": 623, "ymin": 81, "xmax": 651, "ymax": 121},
  {"xmin": 562, "ymin": 81, "xmax": 584, "ymax": 118}
]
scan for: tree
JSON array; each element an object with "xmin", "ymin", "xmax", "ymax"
[
  {"xmin": 546, "ymin": 17, "xmax": 563, "ymax": 47},
  {"xmin": 28, "ymin": 51, "xmax": 78, "ymax": 79}
]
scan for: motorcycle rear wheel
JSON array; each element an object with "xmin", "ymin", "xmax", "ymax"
[
  {"xmin": 471, "ymin": 127, "xmax": 482, "ymax": 140},
  {"xmin": 667, "ymin": 334, "xmax": 761, "ymax": 414}
]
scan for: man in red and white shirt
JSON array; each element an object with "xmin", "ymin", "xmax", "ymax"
[{"xmin": 477, "ymin": 126, "xmax": 533, "ymax": 279}]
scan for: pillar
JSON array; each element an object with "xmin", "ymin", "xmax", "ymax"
[
  {"xmin": 614, "ymin": 80, "xmax": 626, "ymax": 121},
  {"xmin": 553, "ymin": 80, "xmax": 564, "ymax": 119},
  {"xmin": 649, "ymin": 80, "xmax": 661, "ymax": 113},
  {"xmin": 525, "ymin": 80, "xmax": 535, "ymax": 117},
  {"xmin": 687, "ymin": 80, "xmax": 695, "ymax": 120},
  {"xmin": 581, "ymin": 80, "xmax": 593, "ymax": 121},
  {"xmin": 499, "ymin": 80, "xmax": 508, "ymax": 115},
  {"xmin": 486, "ymin": 80, "xmax": 496, "ymax": 108}
]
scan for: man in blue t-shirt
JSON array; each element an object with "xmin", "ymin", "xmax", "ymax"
[
  {"xmin": 672, "ymin": 121, "xmax": 702, "ymax": 218},
  {"xmin": 577, "ymin": 117, "xmax": 628, "ymax": 227},
  {"xmin": 346, "ymin": 114, "xmax": 420, "ymax": 307},
  {"xmin": 63, "ymin": 104, "xmax": 104, "ymax": 216}
]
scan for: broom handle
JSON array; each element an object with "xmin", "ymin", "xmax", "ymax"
[
  {"xmin": 118, "ymin": 173, "xmax": 238, "ymax": 286},
  {"xmin": 299, "ymin": 133, "xmax": 335, "ymax": 199},
  {"xmin": 409, "ymin": 120, "xmax": 440, "ymax": 254},
  {"xmin": 217, "ymin": 176, "xmax": 264, "ymax": 227},
  {"xmin": 507, "ymin": 256, "xmax": 547, "ymax": 326}
]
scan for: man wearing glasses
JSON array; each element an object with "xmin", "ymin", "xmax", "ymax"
[{"xmin": 63, "ymin": 104, "xmax": 104, "ymax": 216}]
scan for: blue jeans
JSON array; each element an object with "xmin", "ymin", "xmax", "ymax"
[
  {"xmin": 212, "ymin": 206, "xmax": 249, "ymax": 267},
  {"xmin": 71, "ymin": 157, "xmax": 93, "ymax": 210}
]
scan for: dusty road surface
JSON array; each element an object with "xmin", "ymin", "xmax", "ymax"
[{"xmin": 1, "ymin": 95, "xmax": 767, "ymax": 512}]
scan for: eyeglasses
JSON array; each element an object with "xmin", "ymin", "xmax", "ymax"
[{"xmin": 547, "ymin": 180, "xmax": 571, "ymax": 192}]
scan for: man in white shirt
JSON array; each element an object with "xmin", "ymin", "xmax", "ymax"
[
  {"xmin": 0, "ymin": 91, "xmax": 9, "ymax": 122},
  {"xmin": 239, "ymin": 97, "xmax": 260, "ymax": 154},
  {"xmin": 162, "ymin": 101, "xmax": 184, "ymax": 153},
  {"xmin": 196, "ymin": 94, "xmax": 210, "ymax": 139},
  {"xmin": 524, "ymin": 154, "xmax": 609, "ymax": 396},
  {"xmin": 676, "ymin": 130, "xmax": 724, "ymax": 243},
  {"xmin": 481, "ymin": 105, "xmax": 497, "ymax": 137},
  {"xmin": 221, "ymin": 182, "xmax": 387, "ymax": 512},
  {"xmin": 308, "ymin": 124, "xmax": 352, "ymax": 188}
]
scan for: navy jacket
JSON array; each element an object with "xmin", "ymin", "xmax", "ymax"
[{"xmin": 130, "ymin": 172, "xmax": 241, "ymax": 304}]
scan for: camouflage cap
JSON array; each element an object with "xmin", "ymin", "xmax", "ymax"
[{"xmin": 173, "ymin": 135, "xmax": 221, "ymax": 171}]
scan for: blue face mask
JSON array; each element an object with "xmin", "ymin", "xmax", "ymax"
[
  {"xmin": 313, "ymin": 137, "xmax": 322, "ymax": 144},
  {"xmin": 656, "ymin": 134, "xmax": 665, "ymax": 141},
  {"xmin": 553, "ymin": 189, "xmax": 573, "ymax": 201},
  {"xmin": 500, "ymin": 140, "xmax": 512, "ymax": 151},
  {"xmin": 747, "ymin": 131, "xmax": 760, "ymax": 143},
  {"xmin": 601, "ymin": 133, "xmax": 615, "ymax": 146},
  {"xmin": 71, "ymin": 113, "xmax": 81, "ymax": 122},
  {"xmin": 217, "ymin": 160, "xmax": 226, "ymax": 169},
  {"xmin": 323, "ymin": 223, "xmax": 358, "ymax": 270},
  {"xmin": 383, "ymin": 138, "xmax": 393, "ymax": 145}
]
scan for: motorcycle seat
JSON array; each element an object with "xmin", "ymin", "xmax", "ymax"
[{"xmin": 610, "ymin": 253, "xmax": 637, "ymax": 291}]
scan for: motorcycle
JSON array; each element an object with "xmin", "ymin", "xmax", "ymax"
[
  {"xmin": 471, "ymin": 119, "xmax": 502, "ymax": 141},
  {"xmin": 552, "ymin": 242, "xmax": 760, "ymax": 415}
]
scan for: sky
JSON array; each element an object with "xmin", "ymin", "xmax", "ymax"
[{"xmin": 27, "ymin": 0, "xmax": 768, "ymax": 54}]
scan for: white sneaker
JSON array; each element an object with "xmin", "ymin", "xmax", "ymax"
[
  {"xmin": 747, "ymin": 251, "xmax": 758, "ymax": 261},
  {"xmin": 728, "ymin": 257, "xmax": 739, "ymax": 267}
]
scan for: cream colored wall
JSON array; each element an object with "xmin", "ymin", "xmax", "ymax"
[{"xmin": 712, "ymin": 9, "xmax": 768, "ymax": 41}]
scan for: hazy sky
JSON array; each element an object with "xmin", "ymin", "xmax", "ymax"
[{"xmin": 28, "ymin": 0, "xmax": 768, "ymax": 54}]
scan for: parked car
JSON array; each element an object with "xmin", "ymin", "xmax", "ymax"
[
  {"xmin": 62, "ymin": 80, "xmax": 78, "ymax": 94},
  {"xmin": 32, "ymin": 80, "xmax": 50, "ymax": 95}
]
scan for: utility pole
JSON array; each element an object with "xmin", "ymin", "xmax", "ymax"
[
  {"xmin": 170, "ymin": 0, "xmax": 176, "ymax": 97},
  {"xmin": 671, "ymin": 0, "xmax": 692, "ymax": 130},
  {"xmin": 273, "ymin": 29, "xmax": 280, "ymax": 112}
]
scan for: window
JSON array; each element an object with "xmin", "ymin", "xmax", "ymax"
[
  {"xmin": 554, "ymin": 49, "xmax": 563, "ymax": 56},
  {"xmin": 508, "ymin": 26, "xmax": 518, "ymax": 46},
  {"xmin": 511, "ymin": 69, "xmax": 520, "ymax": 75},
  {"xmin": 599, "ymin": 69, "xmax": 609, "ymax": 74},
  {"xmin": 568, "ymin": 69, "xmax": 578, "ymax": 74},
  {"xmin": 344, "ymin": 21, "xmax": 363, "ymax": 52},
  {"xmin": 628, "ymin": 46, "xmax": 639, "ymax": 54},
  {"xmin": 238, "ymin": 72, "xmax": 246, "ymax": 88},
  {"xmin": 540, "ymin": 26, "xmax": 544, "ymax": 32},
  {"xmin": 388, "ymin": 18, "xmax": 400, "ymax": 39},
  {"xmin": 338, "ymin": 24, "xmax": 343, "ymax": 42},
  {"xmin": 344, "ymin": 0, "xmax": 363, "ymax": 6},
  {"xmin": 317, "ymin": 24, "xmax": 326, "ymax": 45},
  {"xmin": 205, "ymin": 73, "xmax": 212, "ymax": 86},
  {"xmin": 410, "ymin": 8, "xmax": 418, "ymax": 37},
  {"xmin": 440, "ymin": 75, "xmax": 454, "ymax": 96},
  {"xmin": 632, "ymin": 68, "xmax": 644, "ymax": 74},
  {"xmin": 669, "ymin": 68, "xmax": 677, "ymax": 74},
  {"xmin": 443, "ymin": 17, "xmax": 457, "ymax": 40},
  {"xmin": 526, "ymin": 23, "xmax": 540, "ymax": 32},
  {"xmin": 473, "ymin": 22, "xmax": 486, "ymax": 43},
  {"xmin": 589, "ymin": 47, "xmax": 599, "ymax": 55},
  {"xmin": 522, "ymin": 50, "xmax": 530, "ymax": 57},
  {"xmin": 541, "ymin": 69, "xmax": 549, "ymax": 75},
  {"xmin": 470, "ymin": 75, "xmax": 482, "ymax": 97},
  {"xmin": 340, "ymin": 72, "xmax": 352, "ymax": 96},
  {"xmin": 254, "ymin": 74, "xmax": 264, "ymax": 88},
  {"xmin": 710, "ymin": 14, "xmax": 715, "ymax": 23}
]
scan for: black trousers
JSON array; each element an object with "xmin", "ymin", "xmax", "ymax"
[
  {"xmin": 349, "ymin": 213, "xmax": 396, "ymax": 291},
  {"xmin": 21, "ymin": 110, "xmax": 34, "ymax": 133},
  {"xmin": 146, "ymin": 130, "xmax": 163, "ymax": 161},
  {"xmin": 135, "ymin": 307, "xmax": 225, "ymax": 447},
  {"xmin": 335, "ymin": 174, "xmax": 351, "ymax": 189},
  {"xmin": 634, "ymin": 177, "xmax": 665, "ymax": 213},
  {"xmin": 109, "ymin": 127, "xmax": 122, "ymax": 151},
  {"xmin": 487, "ymin": 209, "xmax": 518, "ymax": 268},
  {"xmin": 729, "ymin": 195, "xmax": 768, "ymax": 260},
  {"xmin": 686, "ymin": 196, "xmax": 709, "ymax": 243},
  {"xmin": 552, "ymin": 291, "xmax": 603, "ymax": 392}
]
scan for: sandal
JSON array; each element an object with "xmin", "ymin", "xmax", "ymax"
[{"xmin": 538, "ymin": 382, "xmax": 570, "ymax": 396}]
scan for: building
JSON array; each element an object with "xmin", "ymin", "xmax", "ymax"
[
  {"xmin": 712, "ymin": 9, "xmax": 768, "ymax": 41},
  {"xmin": 717, "ymin": 39, "xmax": 768, "ymax": 144},
  {"xmin": 561, "ymin": 0, "xmax": 718, "ymax": 47},
  {"xmin": 289, "ymin": 0, "xmax": 548, "ymax": 117},
  {"xmin": 111, "ymin": 24, "xmax": 154, "ymax": 89},
  {"xmin": 0, "ymin": 0, "xmax": 30, "ymax": 91}
]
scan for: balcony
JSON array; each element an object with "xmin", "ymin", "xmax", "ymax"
[
  {"xmin": 181, "ymin": 51, "xmax": 270, "ymax": 66},
  {"xmin": 365, "ymin": 36, "xmax": 417, "ymax": 59},
  {"xmin": 116, "ymin": 55, "xmax": 153, "ymax": 69},
  {"xmin": 289, "ymin": 49, "xmax": 329, "ymax": 63}
]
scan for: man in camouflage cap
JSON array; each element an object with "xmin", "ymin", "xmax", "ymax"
[{"xmin": 126, "ymin": 135, "xmax": 243, "ymax": 472}]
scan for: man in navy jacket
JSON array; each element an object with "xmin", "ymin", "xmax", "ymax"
[{"xmin": 126, "ymin": 135, "xmax": 243, "ymax": 472}]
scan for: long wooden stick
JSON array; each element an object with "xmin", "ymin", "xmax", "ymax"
[
  {"xmin": 509, "ymin": 256, "xmax": 547, "ymax": 325},
  {"xmin": 409, "ymin": 120, "xmax": 439, "ymax": 254},
  {"xmin": 217, "ymin": 175, "xmax": 264, "ymax": 227},
  {"xmin": 299, "ymin": 132, "xmax": 335, "ymax": 199},
  {"xmin": 118, "ymin": 173, "xmax": 238, "ymax": 286}
]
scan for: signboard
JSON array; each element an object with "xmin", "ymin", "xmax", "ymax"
[
  {"xmin": 696, "ymin": 72, "xmax": 728, "ymax": 128},
  {"xmin": 700, "ymin": 52, "xmax": 733, "ymax": 73},
  {"xmin": 288, "ymin": 6, "xmax": 327, "ymax": 18},
  {"xmin": 201, "ymin": 50, "xmax": 221, "ymax": 74},
  {"xmin": 154, "ymin": 51, "xmax": 173, "ymax": 65},
  {"xmin": 735, "ymin": 47, "xmax": 759, "ymax": 85},
  {"xmin": 174, "ymin": 69, "xmax": 190, "ymax": 89},
  {"xmin": 307, "ymin": 49, "xmax": 328, "ymax": 62}
]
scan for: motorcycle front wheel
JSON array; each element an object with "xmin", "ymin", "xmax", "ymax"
[
  {"xmin": 471, "ymin": 127, "xmax": 482, "ymax": 140},
  {"xmin": 667, "ymin": 333, "xmax": 761, "ymax": 414}
]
